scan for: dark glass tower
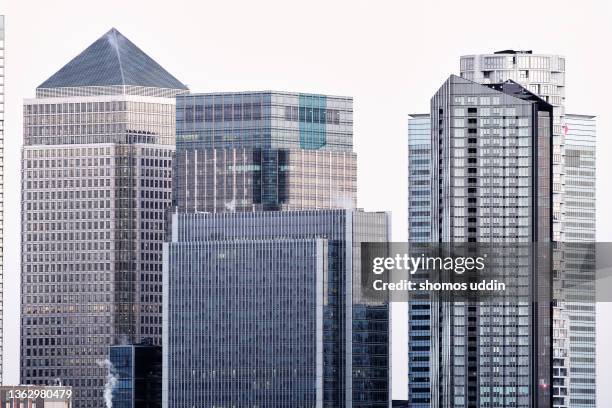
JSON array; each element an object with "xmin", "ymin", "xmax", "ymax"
[
  {"xmin": 110, "ymin": 343, "xmax": 162, "ymax": 408},
  {"xmin": 20, "ymin": 28, "xmax": 187, "ymax": 407},
  {"xmin": 163, "ymin": 209, "xmax": 390, "ymax": 407}
]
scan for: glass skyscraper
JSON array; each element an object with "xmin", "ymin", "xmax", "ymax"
[
  {"xmin": 407, "ymin": 114, "xmax": 431, "ymax": 243},
  {"xmin": 406, "ymin": 114, "xmax": 432, "ymax": 406},
  {"xmin": 460, "ymin": 51, "xmax": 596, "ymax": 408},
  {"xmin": 558, "ymin": 114, "xmax": 596, "ymax": 407},
  {"xmin": 166, "ymin": 87, "xmax": 391, "ymax": 406},
  {"xmin": 163, "ymin": 209, "xmax": 390, "ymax": 407},
  {"xmin": 173, "ymin": 91, "xmax": 356, "ymax": 212},
  {"xmin": 407, "ymin": 51, "xmax": 596, "ymax": 407},
  {"xmin": 20, "ymin": 28, "xmax": 187, "ymax": 407}
]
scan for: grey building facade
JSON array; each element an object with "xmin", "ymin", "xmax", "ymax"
[
  {"xmin": 460, "ymin": 51, "xmax": 596, "ymax": 408},
  {"xmin": 166, "ymin": 87, "xmax": 391, "ymax": 406},
  {"xmin": 163, "ymin": 210, "xmax": 391, "ymax": 407},
  {"xmin": 20, "ymin": 28, "xmax": 187, "ymax": 407},
  {"xmin": 459, "ymin": 50, "xmax": 565, "ymax": 241},
  {"xmin": 430, "ymin": 75, "xmax": 553, "ymax": 408},
  {"xmin": 406, "ymin": 114, "xmax": 433, "ymax": 406},
  {"xmin": 407, "ymin": 52, "xmax": 596, "ymax": 408},
  {"xmin": 173, "ymin": 92, "xmax": 356, "ymax": 212},
  {"xmin": 557, "ymin": 114, "xmax": 596, "ymax": 407}
]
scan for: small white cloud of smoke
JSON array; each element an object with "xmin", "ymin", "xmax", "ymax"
[{"xmin": 97, "ymin": 359, "xmax": 118, "ymax": 408}]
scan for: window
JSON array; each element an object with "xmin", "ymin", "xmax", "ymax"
[{"xmin": 453, "ymin": 118, "xmax": 465, "ymax": 127}]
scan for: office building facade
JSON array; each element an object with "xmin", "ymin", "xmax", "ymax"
[
  {"xmin": 406, "ymin": 114, "xmax": 433, "ymax": 406},
  {"xmin": 558, "ymin": 114, "xmax": 596, "ymax": 407},
  {"xmin": 173, "ymin": 92, "xmax": 356, "ymax": 212},
  {"xmin": 20, "ymin": 28, "xmax": 187, "ymax": 407},
  {"xmin": 563, "ymin": 115, "xmax": 595, "ymax": 243},
  {"xmin": 166, "ymin": 86, "xmax": 392, "ymax": 406},
  {"xmin": 163, "ymin": 209, "xmax": 391, "ymax": 407}
]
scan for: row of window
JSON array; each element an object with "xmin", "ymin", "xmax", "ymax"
[{"xmin": 24, "ymin": 100, "xmax": 173, "ymax": 115}]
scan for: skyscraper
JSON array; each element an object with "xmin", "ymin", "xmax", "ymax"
[
  {"xmin": 459, "ymin": 50, "xmax": 565, "ymax": 241},
  {"xmin": 165, "ymin": 90, "xmax": 391, "ymax": 406},
  {"xmin": 430, "ymin": 75, "xmax": 553, "ymax": 408},
  {"xmin": 558, "ymin": 114, "xmax": 596, "ymax": 407},
  {"xmin": 460, "ymin": 51, "xmax": 596, "ymax": 408},
  {"xmin": 407, "ymin": 51, "xmax": 596, "ymax": 407},
  {"xmin": 406, "ymin": 114, "xmax": 433, "ymax": 406},
  {"xmin": 563, "ymin": 115, "xmax": 595, "ymax": 243},
  {"xmin": 0, "ymin": 14, "xmax": 5, "ymax": 384},
  {"xmin": 163, "ymin": 209, "xmax": 390, "ymax": 407},
  {"xmin": 20, "ymin": 28, "xmax": 187, "ymax": 407},
  {"xmin": 173, "ymin": 91, "xmax": 356, "ymax": 212}
]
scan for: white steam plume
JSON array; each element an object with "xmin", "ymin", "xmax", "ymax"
[{"xmin": 97, "ymin": 359, "xmax": 118, "ymax": 408}]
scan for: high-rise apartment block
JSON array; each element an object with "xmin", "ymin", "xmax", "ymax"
[
  {"xmin": 20, "ymin": 29, "xmax": 187, "ymax": 407},
  {"xmin": 460, "ymin": 51, "xmax": 596, "ymax": 408},
  {"xmin": 407, "ymin": 51, "xmax": 596, "ymax": 407},
  {"xmin": 173, "ymin": 92, "xmax": 356, "ymax": 212},
  {"xmin": 431, "ymin": 75, "xmax": 553, "ymax": 408},
  {"xmin": 163, "ymin": 209, "xmax": 390, "ymax": 407},
  {"xmin": 459, "ymin": 50, "xmax": 565, "ymax": 241}
]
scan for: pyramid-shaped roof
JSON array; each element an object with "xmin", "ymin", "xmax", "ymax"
[{"xmin": 38, "ymin": 28, "xmax": 188, "ymax": 90}]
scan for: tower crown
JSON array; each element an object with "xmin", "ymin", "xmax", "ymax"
[{"xmin": 38, "ymin": 28, "xmax": 187, "ymax": 91}]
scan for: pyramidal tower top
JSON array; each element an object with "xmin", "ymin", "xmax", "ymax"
[{"xmin": 37, "ymin": 28, "xmax": 188, "ymax": 98}]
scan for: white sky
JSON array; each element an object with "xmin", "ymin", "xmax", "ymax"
[{"xmin": 1, "ymin": 0, "xmax": 611, "ymax": 403}]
